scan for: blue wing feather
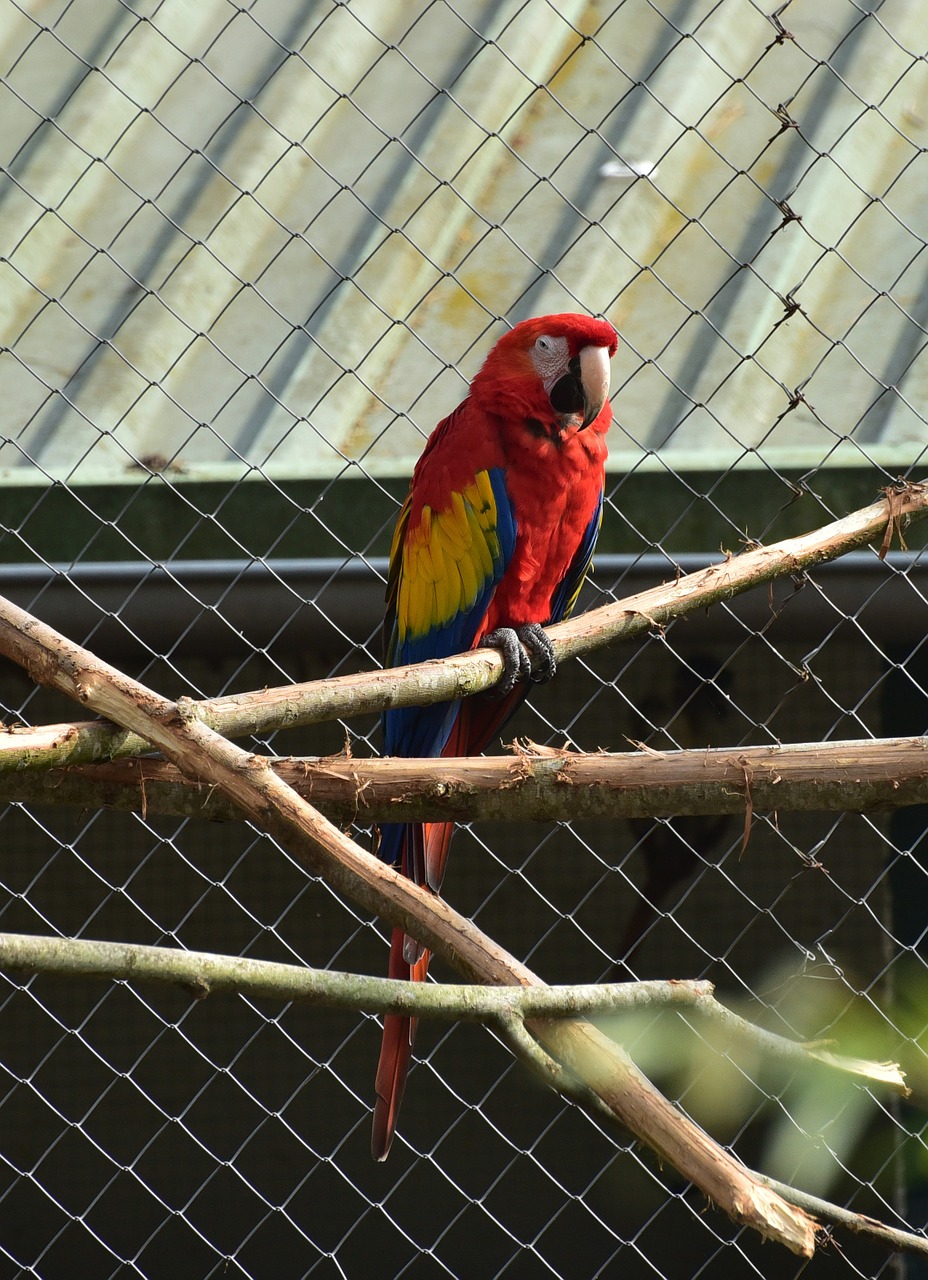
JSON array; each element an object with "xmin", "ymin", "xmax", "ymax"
[
  {"xmin": 379, "ymin": 466, "xmax": 517, "ymax": 865},
  {"xmin": 547, "ymin": 490, "xmax": 603, "ymax": 624}
]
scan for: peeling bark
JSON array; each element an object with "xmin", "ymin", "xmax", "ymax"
[{"xmin": 3, "ymin": 735, "xmax": 926, "ymax": 825}]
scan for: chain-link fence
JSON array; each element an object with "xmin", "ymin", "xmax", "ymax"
[{"xmin": 2, "ymin": 0, "xmax": 928, "ymax": 1275}]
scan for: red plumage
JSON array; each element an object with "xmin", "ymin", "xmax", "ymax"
[{"xmin": 372, "ymin": 313, "xmax": 618, "ymax": 1159}]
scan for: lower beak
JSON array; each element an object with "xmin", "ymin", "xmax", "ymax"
[{"xmin": 578, "ymin": 344, "xmax": 611, "ymax": 428}]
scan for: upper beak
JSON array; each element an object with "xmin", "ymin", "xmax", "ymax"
[{"xmin": 578, "ymin": 344, "xmax": 611, "ymax": 428}]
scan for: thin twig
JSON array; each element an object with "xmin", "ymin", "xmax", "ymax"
[
  {"xmin": 688, "ymin": 992, "xmax": 907, "ymax": 1093},
  {"xmin": 0, "ymin": 930, "xmax": 711, "ymax": 1019},
  {"xmin": 756, "ymin": 1173, "xmax": 928, "ymax": 1258}
]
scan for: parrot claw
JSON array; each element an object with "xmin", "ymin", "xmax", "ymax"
[
  {"xmin": 518, "ymin": 623, "xmax": 557, "ymax": 684},
  {"xmin": 482, "ymin": 623, "xmax": 557, "ymax": 695},
  {"xmin": 481, "ymin": 627, "xmax": 529, "ymax": 695}
]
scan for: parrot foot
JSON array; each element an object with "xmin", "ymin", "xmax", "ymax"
[{"xmin": 482, "ymin": 623, "xmax": 557, "ymax": 696}]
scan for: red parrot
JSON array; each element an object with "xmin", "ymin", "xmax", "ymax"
[{"xmin": 372, "ymin": 313, "xmax": 619, "ymax": 1160}]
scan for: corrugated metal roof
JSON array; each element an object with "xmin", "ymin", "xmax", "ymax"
[{"xmin": 1, "ymin": 0, "xmax": 926, "ymax": 485}]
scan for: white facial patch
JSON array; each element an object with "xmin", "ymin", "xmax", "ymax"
[{"xmin": 529, "ymin": 333, "xmax": 570, "ymax": 394}]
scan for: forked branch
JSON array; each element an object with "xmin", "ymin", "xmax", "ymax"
[
  {"xmin": 4, "ymin": 931, "xmax": 923, "ymax": 1255},
  {"xmin": 0, "ymin": 486, "xmax": 925, "ymax": 1256},
  {"xmin": 0, "ymin": 932, "xmax": 905, "ymax": 1094},
  {"xmin": 0, "ymin": 592, "xmax": 817, "ymax": 1255}
]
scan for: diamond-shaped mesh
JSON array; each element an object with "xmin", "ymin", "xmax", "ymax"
[{"xmin": 1, "ymin": 1, "xmax": 927, "ymax": 1276}]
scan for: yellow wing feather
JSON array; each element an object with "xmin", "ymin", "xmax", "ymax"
[{"xmin": 395, "ymin": 471, "xmax": 501, "ymax": 644}]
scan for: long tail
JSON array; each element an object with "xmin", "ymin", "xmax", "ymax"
[
  {"xmin": 372, "ymin": 928, "xmax": 429, "ymax": 1161},
  {"xmin": 372, "ymin": 692, "xmax": 525, "ymax": 1159},
  {"xmin": 371, "ymin": 820, "xmax": 453, "ymax": 1161}
]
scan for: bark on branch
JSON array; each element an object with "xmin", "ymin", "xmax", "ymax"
[
  {"xmin": 0, "ymin": 486, "xmax": 923, "ymax": 1255},
  {"xmin": 5, "ymin": 734, "xmax": 928, "ymax": 824},
  {"xmin": 4, "ymin": 930, "xmax": 920, "ymax": 1256},
  {"xmin": 0, "ymin": 592, "xmax": 818, "ymax": 1255},
  {"xmin": 0, "ymin": 931, "xmax": 904, "ymax": 1094},
  {"xmin": 1, "ymin": 481, "xmax": 925, "ymax": 773}
]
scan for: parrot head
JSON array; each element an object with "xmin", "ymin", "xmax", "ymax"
[{"xmin": 471, "ymin": 313, "xmax": 618, "ymax": 439}]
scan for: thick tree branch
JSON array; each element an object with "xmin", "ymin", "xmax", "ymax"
[
  {"xmin": 1, "ymin": 481, "xmax": 925, "ymax": 773},
  {"xmin": 0, "ymin": 592, "xmax": 817, "ymax": 1255},
  {"xmin": 5, "ymin": 734, "xmax": 928, "ymax": 824}
]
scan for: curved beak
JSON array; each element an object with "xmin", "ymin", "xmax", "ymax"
[{"xmin": 578, "ymin": 344, "xmax": 611, "ymax": 428}]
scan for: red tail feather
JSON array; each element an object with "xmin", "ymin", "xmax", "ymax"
[
  {"xmin": 372, "ymin": 701, "xmax": 529, "ymax": 1154},
  {"xmin": 423, "ymin": 820, "xmax": 454, "ymax": 894},
  {"xmin": 372, "ymin": 927, "xmax": 431, "ymax": 1161}
]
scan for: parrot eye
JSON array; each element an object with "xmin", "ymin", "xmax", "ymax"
[{"xmin": 535, "ymin": 336, "xmax": 553, "ymax": 352}]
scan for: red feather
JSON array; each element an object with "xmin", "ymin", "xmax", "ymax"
[{"xmin": 372, "ymin": 313, "xmax": 618, "ymax": 1160}]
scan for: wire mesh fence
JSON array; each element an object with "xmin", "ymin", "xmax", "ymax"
[{"xmin": 1, "ymin": 0, "xmax": 928, "ymax": 1275}]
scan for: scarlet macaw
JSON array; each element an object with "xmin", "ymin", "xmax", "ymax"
[{"xmin": 373, "ymin": 313, "xmax": 619, "ymax": 1159}]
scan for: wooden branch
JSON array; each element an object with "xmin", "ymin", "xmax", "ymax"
[
  {"xmin": 757, "ymin": 1173, "xmax": 928, "ymax": 1258},
  {"xmin": 1, "ymin": 481, "xmax": 925, "ymax": 774},
  {"xmin": 5, "ymin": 928, "xmax": 917, "ymax": 1258},
  {"xmin": 0, "ymin": 930, "xmax": 903, "ymax": 1095},
  {"xmin": 7, "ymin": 734, "xmax": 928, "ymax": 824},
  {"xmin": 0, "ymin": 591, "xmax": 817, "ymax": 1255},
  {"xmin": 0, "ymin": 930, "xmax": 717, "ymax": 1019}
]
